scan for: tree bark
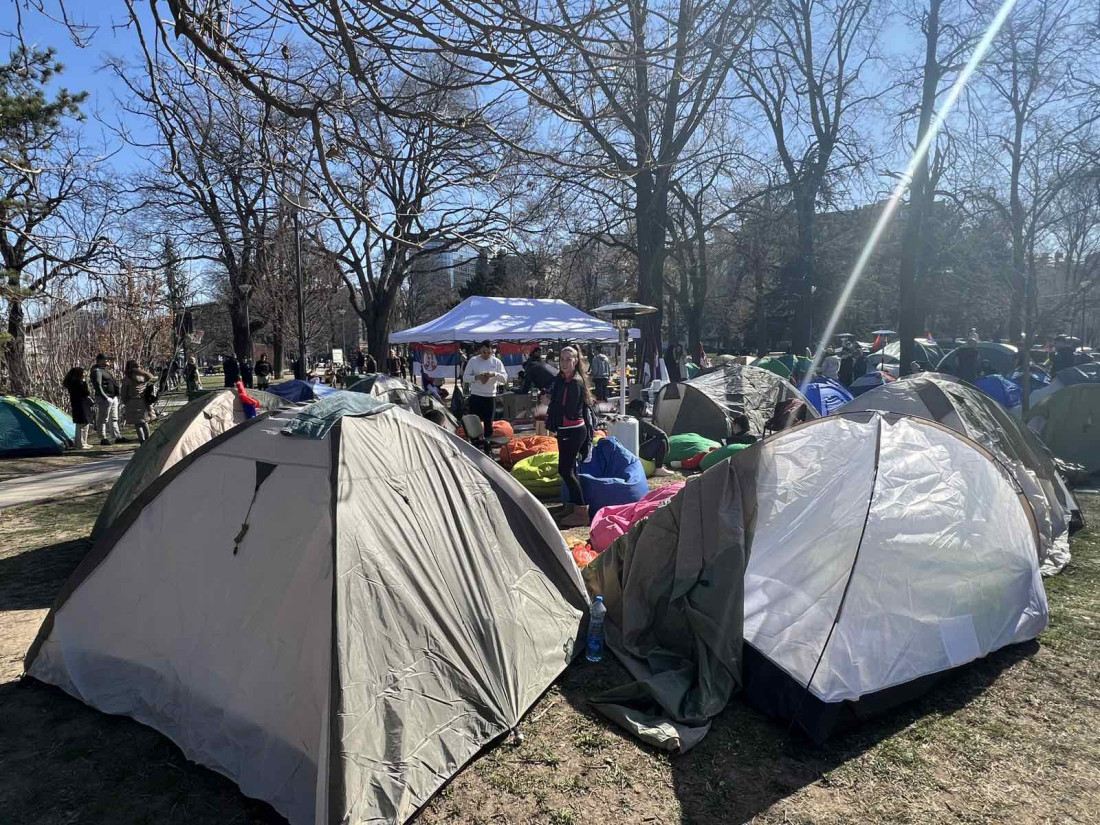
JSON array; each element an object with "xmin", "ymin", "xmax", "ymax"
[
  {"xmin": 792, "ymin": 193, "xmax": 816, "ymax": 353},
  {"xmin": 635, "ymin": 174, "xmax": 669, "ymax": 377},
  {"xmin": 5, "ymin": 296, "xmax": 29, "ymax": 396}
]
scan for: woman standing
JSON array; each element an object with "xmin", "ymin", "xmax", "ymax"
[
  {"xmin": 184, "ymin": 355, "xmax": 202, "ymax": 394},
  {"xmin": 548, "ymin": 345, "xmax": 595, "ymax": 527},
  {"xmin": 62, "ymin": 367, "xmax": 93, "ymax": 449},
  {"xmin": 121, "ymin": 360, "xmax": 155, "ymax": 443},
  {"xmin": 255, "ymin": 353, "xmax": 272, "ymax": 389}
]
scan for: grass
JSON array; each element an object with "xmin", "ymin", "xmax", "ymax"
[{"xmin": 0, "ymin": 484, "xmax": 1098, "ymax": 825}]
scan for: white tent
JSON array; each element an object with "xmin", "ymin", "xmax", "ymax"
[
  {"xmin": 740, "ymin": 412, "xmax": 1048, "ymax": 741},
  {"xmin": 390, "ymin": 296, "xmax": 639, "ymax": 343},
  {"xmin": 25, "ymin": 402, "xmax": 587, "ymax": 824}
]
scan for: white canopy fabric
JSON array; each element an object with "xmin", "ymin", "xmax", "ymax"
[{"xmin": 390, "ymin": 296, "xmax": 639, "ymax": 343}]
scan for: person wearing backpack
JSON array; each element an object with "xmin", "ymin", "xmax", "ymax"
[{"xmin": 548, "ymin": 345, "xmax": 596, "ymax": 527}]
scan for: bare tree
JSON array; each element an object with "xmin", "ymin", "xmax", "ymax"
[
  {"xmin": 110, "ymin": 46, "xmax": 275, "ymax": 366},
  {"xmin": 894, "ymin": 0, "xmax": 978, "ymax": 374},
  {"xmin": 734, "ymin": 0, "xmax": 880, "ymax": 352},
  {"xmin": 1, "ymin": 46, "xmax": 112, "ymax": 395}
]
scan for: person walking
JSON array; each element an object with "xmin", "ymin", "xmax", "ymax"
[
  {"xmin": 363, "ymin": 351, "xmax": 377, "ymax": 373},
  {"xmin": 90, "ymin": 353, "xmax": 124, "ymax": 445},
  {"xmin": 387, "ymin": 347, "xmax": 401, "ymax": 377},
  {"xmin": 548, "ymin": 346, "xmax": 595, "ymax": 527},
  {"xmin": 223, "ymin": 353, "xmax": 240, "ymax": 388},
  {"xmin": 255, "ymin": 353, "xmax": 272, "ymax": 389},
  {"xmin": 63, "ymin": 367, "xmax": 94, "ymax": 449},
  {"xmin": 184, "ymin": 355, "xmax": 202, "ymax": 394},
  {"xmin": 590, "ymin": 348, "xmax": 611, "ymax": 401},
  {"xmin": 462, "ymin": 341, "xmax": 507, "ymax": 449},
  {"xmin": 354, "ymin": 349, "xmax": 366, "ymax": 373},
  {"xmin": 121, "ymin": 360, "xmax": 155, "ymax": 443}
]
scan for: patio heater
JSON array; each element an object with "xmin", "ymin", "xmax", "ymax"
[{"xmin": 593, "ymin": 301, "xmax": 657, "ymax": 456}]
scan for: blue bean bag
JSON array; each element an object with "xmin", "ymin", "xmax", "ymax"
[{"xmin": 562, "ymin": 436, "xmax": 648, "ymax": 513}]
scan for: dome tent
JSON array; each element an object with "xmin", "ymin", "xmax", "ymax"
[
  {"xmin": 91, "ymin": 389, "xmax": 291, "ymax": 539},
  {"xmin": 25, "ymin": 405, "xmax": 587, "ymax": 825},
  {"xmin": 654, "ymin": 364, "xmax": 817, "ymax": 443},
  {"xmin": 583, "ymin": 412, "xmax": 1047, "ymax": 749},
  {"xmin": 937, "ymin": 341, "xmax": 1017, "ymax": 378},
  {"xmin": 803, "ymin": 377, "xmax": 854, "ymax": 415},
  {"xmin": 0, "ymin": 396, "xmax": 74, "ymax": 456},
  {"xmin": 346, "ymin": 372, "xmax": 421, "ymax": 410},
  {"xmin": 265, "ymin": 378, "xmax": 341, "ymax": 403},
  {"xmin": 1025, "ymin": 383, "xmax": 1100, "ymax": 475},
  {"xmin": 840, "ymin": 372, "xmax": 1082, "ymax": 572}
]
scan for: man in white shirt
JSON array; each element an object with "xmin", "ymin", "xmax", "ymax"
[
  {"xmin": 822, "ymin": 348, "xmax": 841, "ymax": 381},
  {"xmin": 463, "ymin": 341, "xmax": 508, "ymax": 448}
]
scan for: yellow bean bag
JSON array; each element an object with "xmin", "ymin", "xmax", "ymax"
[
  {"xmin": 640, "ymin": 457, "xmax": 657, "ymax": 477},
  {"xmin": 511, "ymin": 451, "xmax": 561, "ymax": 499}
]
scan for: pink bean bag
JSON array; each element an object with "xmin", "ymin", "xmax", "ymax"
[{"xmin": 589, "ymin": 481, "xmax": 686, "ymax": 554}]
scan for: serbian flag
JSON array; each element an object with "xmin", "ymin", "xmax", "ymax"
[
  {"xmin": 498, "ymin": 342, "xmax": 539, "ymax": 378},
  {"xmin": 871, "ymin": 334, "xmax": 886, "ymax": 352},
  {"xmin": 925, "ymin": 331, "xmax": 936, "ymax": 345},
  {"xmin": 412, "ymin": 342, "xmax": 462, "ymax": 379}
]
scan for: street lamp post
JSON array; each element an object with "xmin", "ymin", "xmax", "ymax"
[
  {"xmin": 338, "ymin": 308, "xmax": 347, "ymax": 362},
  {"xmin": 1080, "ymin": 280, "xmax": 1093, "ymax": 345},
  {"xmin": 240, "ymin": 284, "xmax": 253, "ymax": 367}
]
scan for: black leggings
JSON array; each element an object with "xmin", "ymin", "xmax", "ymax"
[
  {"xmin": 639, "ymin": 435, "xmax": 668, "ymax": 468},
  {"xmin": 468, "ymin": 394, "xmax": 495, "ymax": 442},
  {"xmin": 557, "ymin": 426, "xmax": 586, "ymax": 505}
]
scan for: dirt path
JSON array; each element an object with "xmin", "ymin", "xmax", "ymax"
[{"xmin": 0, "ymin": 455, "xmax": 130, "ymax": 510}]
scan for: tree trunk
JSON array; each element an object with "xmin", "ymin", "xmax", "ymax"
[
  {"xmin": 5, "ymin": 297, "xmax": 29, "ymax": 396},
  {"xmin": 685, "ymin": 308, "xmax": 703, "ymax": 357},
  {"xmin": 792, "ymin": 194, "xmax": 815, "ymax": 354},
  {"xmin": 228, "ymin": 300, "xmax": 250, "ymax": 365},
  {"xmin": 635, "ymin": 173, "xmax": 668, "ymax": 377}
]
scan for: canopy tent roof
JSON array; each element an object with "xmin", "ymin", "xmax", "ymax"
[{"xmin": 390, "ymin": 296, "xmax": 639, "ymax": 343}]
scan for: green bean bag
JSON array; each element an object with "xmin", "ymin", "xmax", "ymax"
[
  {"xmin": 668, "ymin": 433, "xmax": 721, "ymax": 463},
  {"xmin": 511, "ymin": 451, "xmax": 561, "ymax": 499},
  {"xmin": 699, "ymin": 442, "xmax": 752, "ymax": 472}
]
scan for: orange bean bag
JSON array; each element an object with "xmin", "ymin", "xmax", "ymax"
[{"xmin": 499, "ymin": 435, "xmax": 558, "ymax": 469}]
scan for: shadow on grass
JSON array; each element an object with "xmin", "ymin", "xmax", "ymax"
[
  {"xmin": 558, "ymin": 640, "xmax": 1038, "ymax": 825},
  {"xmin": 0, "ymin": 679, "xmax": 283, "ymax": 825},
  {"xmin": 0, "ymin": 537, "xmax": 90, "ymax": 611}
]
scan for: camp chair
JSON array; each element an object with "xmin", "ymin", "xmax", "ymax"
[{"xmin": 462, "ymin": 414, "xmax": 485, "ymax": 443}]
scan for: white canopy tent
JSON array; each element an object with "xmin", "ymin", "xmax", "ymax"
[{"xmin": 390, "ymin": 296, "xmax": 640, "ymax": 344}]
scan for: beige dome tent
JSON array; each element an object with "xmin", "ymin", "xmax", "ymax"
[
  {"xmin": 26, "ymin": 401, "xmax": 587, "ymax": 824},
  {"xmin": 1025, "ymin": 383, "xmax": 1100, "ymax": 475},
  {"xmin": 840, "ymin": 373, "xmax": 1081, "ymax": 574},
  {"xmin": 90, "ymin": 389, "xmax": 292, "ymax": 539}
]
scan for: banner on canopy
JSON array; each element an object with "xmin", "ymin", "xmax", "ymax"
[
  {"xmin": 498, "ymin": 342, "xmax": 539, "ymax": 377},
  {"xmin": 411, "ymin": 342, "xmax": 462, "ymax": 379}
]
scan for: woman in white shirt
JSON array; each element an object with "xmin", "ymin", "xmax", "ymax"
[{"xmin": 462, "ymin": 341, "xmax": 508, "ymax": 449}]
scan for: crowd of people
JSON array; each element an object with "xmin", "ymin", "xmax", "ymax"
[{"xmin": 62, "ymin": 354, "xmax": 157, "ymax": 449}]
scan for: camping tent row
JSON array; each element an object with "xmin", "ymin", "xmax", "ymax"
[
  {"xmin": 389, "ymin": 296, "xmax": 639, "ymax": 344},
  {"xmin": 841, "ymin": 373, "xmax": 1083, "ymax": 574},
  {"xmin": 0, "ymin": 396, "xmax": 77, "ymax": 456},
  {"xmin": 25, "ymin": 400, "xmax": 1052, "ymax": 815}
]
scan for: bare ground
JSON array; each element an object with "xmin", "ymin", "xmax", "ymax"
[{"xmin": 1, "ymin": 486, "xmax": 1098, "ymax": 825}]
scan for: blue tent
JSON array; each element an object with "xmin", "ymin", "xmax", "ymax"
[
  {"xmin": 974, "ymin": 375, "xmax": 1022, "ymax": 408},
  {"xmin": 19, "ymin": 397, "xmax": 77, "ymax": 442},
  {"xmin": 849, "ymin": 371, "xmax": 896, "ymax": 397},
  {"xmin": 0, "ymin": 396, "xmax": 69, "ymax": 456},
  {"xmin": 265, "ymin": 380, "xmax": 342, "ymax": 403},
  {"xmin": 803, "ymin": 378, "xmax": 854, "ymax": 415}
]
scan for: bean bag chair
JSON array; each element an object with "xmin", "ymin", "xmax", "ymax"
[
  {"xmin": 589, "ymin": 481, "xmax": 686, "ymax": 554},
  {"xmin": 564, "ymin": 436, "xmax": 648, "ymax": 512},
  {"xmin": 676, "ymin": 449, "xmax": 716, "ymax": 471},
  {"xmin": 699, "ymin": 442, "xmax": 752, "ymax": 472},
  {"xmin": 511, "ymin": 451, "xmax": 561, "ymax": 498},
  {"xmin": 640, "ymin": 457, "xmax": 657, "ymax": 477},
  {"xmin": 668, "ymin": 433, "xmax": 720, "ymax": 463},
  {"xmin": 499, "ymin": 435, "xmax": 558, "ymax": 469}
]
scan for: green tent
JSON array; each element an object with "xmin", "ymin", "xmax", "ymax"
[
  {"xmin": 753, "ymin": 357, "xmax": 792, "ymax": 379},
  {"xmin": 19, "ymin": 398, "xmax": 77, "ymax": 443},
  {"xmin": 1026, "ymin": 383, "xmax": 1100, "ymax": 474},
  {"xmin": 0, "ymin": 396, "xmax": 71, "ymax": 456},
  {"xmin": 91, "ymin": 389, "xmax": 290, "ymax": 538}
]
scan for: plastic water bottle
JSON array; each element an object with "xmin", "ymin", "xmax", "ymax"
[{"xmin": 586, "ymin": 596, "xmax": 607, "ymax": 662}]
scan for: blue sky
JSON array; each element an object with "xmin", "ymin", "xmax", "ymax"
[{"xmin": 6, "ymin": 4, "xmax": 152, "ymax": 172}]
